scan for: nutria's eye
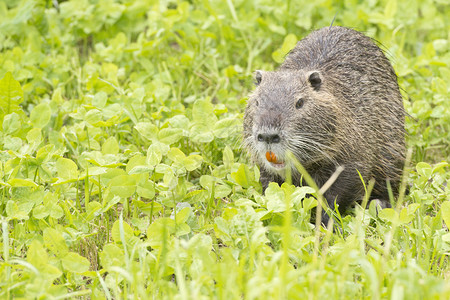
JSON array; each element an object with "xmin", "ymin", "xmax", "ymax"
[
  {"xmin": 255, "ymin": 100, "xmax": 259, "ymax": 107},
  {"xmin": 296, "ymin": 98, "xmax": 304, "ymax": 109}
]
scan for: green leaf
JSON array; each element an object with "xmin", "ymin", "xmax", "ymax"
[
  {"xmin": 174, "ymin": 206, "xmax": 191, "ymax": 224},
  {"xmin": 272, "ymin": 33, "xmax": 298, "ymax": 63},
  {"xmin": 416, "ymin": 162, "xmax": 432, "ymax": 178},
  {"xmin": 26, "ymin": 128, "xmax": 42, "ymax": 149},
  {"xmin": 43, "ymin": 227, "xmax": 69, "ymax": 257},
  {"xmin": 146, "ymin": 142, "xmax": 168, "ymax": 166},
  {"xmin": 27, "ymin": 240, "xmax": 48, "ymax": 268},
  {"xmin": 167, "ymin": 147, "xmax": 186, "ymax": 162},
  {"xmin": 378, "ymin": 208, "xmax": 399, "ymax": 224},
  {"xmin": 168, "ymin": 114, "xmax": 190, "ymax": 129},
  {"xmin": 135, "ymin": 122, "xmax": 158, "ymax": 141},
  {"xmin": 93, "ymin": 91, "xmax": 107, "ymax": 108},
  {"xmin": 111, "ymin": 220, "xmax": 135, "ymax": 245},
  {"xmin": 231, "ymin": 164, "xmax": 254, "ymax": 188},
  {"xmin": 33, "ymin": 204, "xmax": 49, "ymax": 219},
  {"xmin": 192, "ymin": 98, "xmax": 217, "ymax": 125},
  {"xmin": 265, "ymin": 183, "xmax": 286, "ymax": 212},
  {"xmin": 146, "ymin": 217, "xmax": 176, "ymax": 248},
  {"xmin": 136, "ymin": 179, "xmax": 155, "ymax": 199},
  {"xmin": 85, "ymin": 109, "xmax": 102, "ymax": 125},
  {"xmin": 213, "ymin": 117, "xmax": 241, "ymax": 138},
  {"xmin": 292, "ymin": 186, "xmax": 315, "ymax": 206},
  {"xmin": 102, "ymin": 136, "xmax": 119, "ymax": 155},
  {"xmin": 158, "ymin": 128, "xmax": 183, "ymax": 145},
  {"xmin": 167, "ymin": 148, "xmax": 203, "ymax": 172},
  {"xmin": 3, "ymin": 112, "xmax": 21, "ymax": 134},
  {"xmin": 100, "ymin": 244, "xmax": 125, "ymax": 268},
  {"xmin": 61, "ymin": 252, "xmax": 90, "ymax": 273},
  {"xmin": 3, "ymin": 136, "xmax": 22, "ymax": 151},
  {"xmin": 384, "ymin": 0, "xmax": 397, "ymax": 19},
  {"xmin": 56, "ymin": 158, "xmax": 78, "ymax": 181},
  {"xmin": 442, "ymin": 201, "xmax": 450, "ymax": 229},
  {"xmin": 0, "ymin": 72, "xmax": 24, "ymax": 116},
  {"xmin": 7, "ymin": 178, "xmax": 38, "ymax": 187},
  {"xmin": 30, "ymin": 102, "xmax": 51, "ymax": 128},
  {"xmin": 190, "ymin": 124, "xmax": 214, "ymax": 143},
  {"xmin": 223, "ymin": 145, "xmax": 234, "ymax": 168},
  {"xmin": 6, "ymin": 200, "xmax": 30, "ymax": 220},
  {"xmin": 108, "ymin": 175, "xmax": 136, "ymax": 198}
]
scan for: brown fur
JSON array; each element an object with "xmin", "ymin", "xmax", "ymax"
[{"xmin": 243, "ymin": 26, "xmax": 406, "ymax": 224}]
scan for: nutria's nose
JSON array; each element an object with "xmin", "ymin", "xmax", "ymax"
[{"xmin": 257, "ymin": 133, "xmax": 281, "ymax": 144}]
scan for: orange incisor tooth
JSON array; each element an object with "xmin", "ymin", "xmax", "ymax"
[{"xmin": 266, "ymin": 151, "xmax": 277, "ymax": 163}]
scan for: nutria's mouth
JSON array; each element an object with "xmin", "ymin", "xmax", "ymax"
[
  {"xmin": 266, "ymin": 151, "xmax": 285, "ymax": 169},
  {"xmin": 269, "ymin": 161, "xmax": 285, "ymax": 169}
]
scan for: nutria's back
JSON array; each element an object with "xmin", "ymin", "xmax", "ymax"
[{"xmin": 243, "ymin": 26, "xmax": 405, "ymax": 224}]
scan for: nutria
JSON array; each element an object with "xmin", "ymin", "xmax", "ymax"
[{"xmin": 243, "ymin": 26, "xmax": 406, "ymax": 225}]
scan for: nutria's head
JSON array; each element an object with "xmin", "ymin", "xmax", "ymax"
[{"xmin": 243, "ymin": 69, "xmax": 340, "ymax": 177}]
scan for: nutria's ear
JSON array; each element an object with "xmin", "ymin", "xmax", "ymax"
[
  {"xmin": 308, "ymin": 71, "xmax": 322, "ymax": 90},
  {"xmin": 254, "ymin": 70, "xmax": 263, "ymax": 85}
]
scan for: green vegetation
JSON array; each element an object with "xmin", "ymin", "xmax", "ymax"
[{"xmin": 0, "ymin": 0, "xmax": 449, "ymax": 298}]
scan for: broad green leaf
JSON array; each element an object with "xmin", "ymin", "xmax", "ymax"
[
  {"xmin": 27, "ymin": 240, "xmax": 48, "ymax": 268},
  {"xmin": 61, "ymin": 252, "xmax": 90, "ymax": 273},
  {"xmin": 213, "ymin": 117, "xmax": 240, "ymax": 138},
  {"xmin": 416, "ymin": 162, "xmax": 432, "ymax": 178},
  {"xmin": 0, "ymin": 72, "xmax": 24, "ymax": 116},
  {"xmin": 146, "ymin": 142, "xmax": 168, "ymax": 166},
  {"xmin": 175, "ymin": 223, "xmax": 191, "ymax": 237},
  {"xmin": 146, "ymin": 217, "xmax": 176, "ymax": 248},
  {"xmin": 6, "ymin": 200, "xmax": 30, "ymax": 220},
  {"xmin": 215, "ymin": 184, "xmax": 232, "ymax": 198},
  {"xmin": 33, "ymin": 204, "xmax": 49, "ymax": 219},
  {"xmin": 109, "ymin": 175, "xmax": 136, "ymax": 198},
  {"xmin": 135, "ymin": 122, "xmax": 158, "ymax": 141},
  {"xmin": 190, "ymin": 124, "xmax": 214, "ymax": 143},
  {"xmin": 128, "ymin": 165, "xmax": 153, "ymax": 174},
  {"xmin": 85, "ymin": 109, "xmax": 102, "ymax": 125},
  {"xmin": 384, "ymin": 0, "xmax": 397, "ymax": 18},
  {"xmin": 136, "ymin": 179, "xmax": 155, "ymax": 199},
  {"xmin": 100, "ymin": 244, "xmax": 125, "ymax": 268},
  {"xmin": 167, "ymin": 147, "xmax": 186, "ymax": 162},
  {"xmin": 26, "ymin": 128, "xmax": 42, "ymax": 149},
  {"xmin": 3, "ymin": 112, "xmax": 20, "ymax": 134},
  {"xmin": 56, "ymin": 157, "xmax": 78, "ymax": 181},
  {"xmin": 36, "ymin": 144, "xmax": 55, "ymax": 161},
  {"xmin": 223, "ymin": 145, "xmax": 234, "ymax": 168},
  {"xmin": 378, "ymin": 208, "xmax": 399, "ymax": 224},
  {"xmin": 158, "ymin": 128, "xmax": 183, "ymax": 145},
  {"xmin": 27, "ymin": 241, "xmax": 62, "ymax": 280},
  {"xmin": 111, "ymin": 220, "xmax": 136, "ymax": 245},
  {"xmin": 126, "ymin": 154, "xmax": 146, "ymax": 173},
  {"xmin": 3, "ymin": 135, "xmax": 22, "ymax": 151},
  {"xmin": 292, "ymin": 186, "xmax": 316, "ymax": 206},
  {"xmin": 86, "ymin": 201, "xmax": 102, "ymax": 221},
  {"xmin": 43, "ymin": 227, "xmax": 69, "ymax": 257},
  {"xmin": 272, "ymin": 33, "xmax": 298, "ymax": 63},
  {"xmin": 192, "ymin": 98, "xmax": 217, "ymax": 125},
  {"xmin": 168, "ymin": 114, "xmax": 190, "ymax": 129},
  {"xmin": 231, "ymin": 164, "xmax": 254, "ymax": 188},
  {"xmin": 93, "ymin": 91, "xmax": 107, "ymax": 108},
  {"xmin": 102, "ymin": 136, "xmax": 119, "ymax": 155},
  {"xmin": 134, "ymin": 199, "xmax": 162, "ymax": 215},
  {"xmin": 265, "ymin": 183, "xmax": 286, "ymax": 212},
  {"xmin": 442, "ymin": 201, "xmax": 450, "ymax": 229},
  {"xmin": 30, "ymin": 102, "xmax": 51, "ymax": 128},
  {"xmin": 7, "ymin": 178, "xmax": 38, "ymax": 187},
  {"xmin": 174, "ymin": 206, "xmax": 191, "ymax": 224},
  {"xmin": 200, "ymin": 175, "xmax": 215, "ymax": 190}
]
